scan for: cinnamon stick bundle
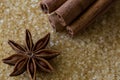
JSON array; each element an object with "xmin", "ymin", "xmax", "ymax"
[
  {"xmin": 49, "ymin": 13, "xmax": 65, "ymax": 31},
  {"xmin": 67, "ymin": 0, "xmax": 114, "ymax": 36},
  {"xmin": 40, "ymin": 0, "xmax": 67, "ymax": 13},
  {"xmin": 55, "ymin": 0, "xmax": 96, "ymax": 26}
]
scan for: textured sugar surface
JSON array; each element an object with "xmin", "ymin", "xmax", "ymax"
[{"xmin": 0, "ymin": 0, "xmax": 120, "ymax": 80}]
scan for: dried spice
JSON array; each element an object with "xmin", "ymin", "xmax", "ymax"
[
  {"xmin": 67, "ymin": 0, "xmax": 115, "ymax": 36},
  {"xmin": 2, "ymin": 29, "xmax": 60, "ymax": 80},
  {"xmin": 49, "ymin": 13, "xmax": 65, "ymax": 32},
  {"xmin": 54, "ymin": 0, "xmax": 96, "ymax": 26},
  {"xmin": 40, "ymin": 0, "xmax": 67, "ymax": 13},
  {"xmin": 40, "ymin": 0, "xmax": 116, "ymax": 36}
]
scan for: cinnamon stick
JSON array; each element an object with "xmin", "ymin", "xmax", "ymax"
[
  {"xmin": 55, "ymin": 0, "xmax": 96, "ymax": 26},
  {"xmin": 40, "ymin": 0, "xmax": 67, "ymax": 13},
  {"xmin": 49, "ymin": 13, "xmax": 65, "ymax": 31},
  {"xmin": 67, "ymin": 0, "xmax": 114, "ymax": 36}
]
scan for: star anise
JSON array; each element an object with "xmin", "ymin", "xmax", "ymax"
[{"xmin": 2, "ymin": 29, "xmax": 60, "ymax": 80}]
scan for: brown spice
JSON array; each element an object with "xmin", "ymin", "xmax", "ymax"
[
  {"xmin": 55, "ymin": 0, "xmax": 96, "ymax": 26},
  {"xmin": 40, "ymin": 0, "xmax": 67, "ymax": 13},
  {"xmin": 2, "ymin": 29, "xmax": 60, "ymax": 80},
  {"xmin": 67, "ymin": 0, "xmax": 115, "ymax": 36},
  {"xmin": 49, "ymin": 13, "xmax": 65, "ymax": 32}
]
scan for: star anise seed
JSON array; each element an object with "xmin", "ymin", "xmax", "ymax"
[{"xmin": 2, "ymin": 29, "xmax": 60, "ymax": 80}]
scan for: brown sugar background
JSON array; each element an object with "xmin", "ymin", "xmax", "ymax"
[{"xmin": 0, "ymin": 0, "xmax": 120, "ymax": 80}]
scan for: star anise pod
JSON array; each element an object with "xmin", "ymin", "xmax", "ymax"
[{"xmin": 2, "ymin": 29, "xmax": 60, "ymax": 80}]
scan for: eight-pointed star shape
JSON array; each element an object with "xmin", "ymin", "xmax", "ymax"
[{"xmin": 2, "ymin": 29, "xmax": 60, "ymax": 80}]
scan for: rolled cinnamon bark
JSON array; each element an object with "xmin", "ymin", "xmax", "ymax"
[
  {"xmin": 67, "ymin": 0, "xmax": 114, "ymax": 36},
  {"xmin": 40, "ymin": 0, "xmax": 67, "ymax": 13},
  {"xmin": 55, "ymin": 0, "xmax": 96, "ymax": 26},
  {"xmin": 49, "ymin": 13, "xmax": 65, "ymax": 32}
]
